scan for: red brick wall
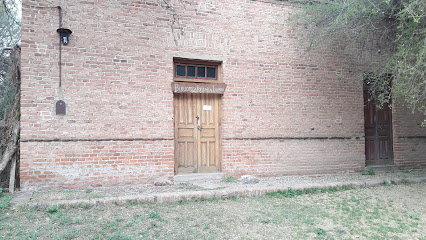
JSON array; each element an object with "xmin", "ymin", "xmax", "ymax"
[
  {"xmin": 393, "ymin": 101, "xmax": 426, "ymax": 168},
  {"xmin": 20, "ymin": 0, "xmax": 425, "ymax": 189},
  {"xmin": 20, "ymin": 140, "xmax": 173, "ymax": 188},
  {"xmin": 222, "ymin": 138, "xmax": 364, "ymax": 177}
]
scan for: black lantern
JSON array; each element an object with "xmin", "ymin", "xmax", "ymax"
[{"xmin": 57, "ymin": 28, "xmax": 72, "ymax": 45}]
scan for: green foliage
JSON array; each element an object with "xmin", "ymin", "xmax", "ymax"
[
  {"xmin": 46, "ymin": 205, "xmax": 59, "ymax": 213},
  {"xmin": 0, "ymin": 79, "xmax": 17, "ymax": 120},
  {"xmin": 293, "ymin": 0, "xmax": 398, "ymax": 51},
  {"xmin": 266, "ymin": 185, "xmax": 353, "ymax": 198},
  {"xmin": 363, "ymin": 72, "xmax": 392, "ymax": 109},
  {"xmin": 106, "ymin": 231, "xmax": 132, "ymax": 240},
  {"xmin": 260, "ymin": 219, "xmax": 272, "ymax": 224},
  {"xmin": 1, "ymin": 1, "xmax": 21, "ymax": 121},
  {"xmin": 391, "ymin": 0, "xmax": 426, "ymax": 116},
  {"xmin": 0, "ymin": 0, "xmax": 21, "ymax": 47},
  {"xmin": 315, "ymin": 228, "xmax": 326, "ymax": 236},
  {"xmin": 293, "ymin": 0, "xmax": 426, "ymax": 123},
  {"xmin": 53, "ymin": 229, "xmax": 80, "ymax": 240},
  {"xmin": 401, "ymin": 177, "xmax": 409, "ymax": 184},
  {"xmin": 409, "ymin": 213, "xmax": 420, "ymax": 220},
  {"xmin": 266, "ymin": 188, "xmax": 303, "ymax": 198},
  {"xmin": 147, "ymin": 210, "xmax": 162, "ymax": 220},
  {"xmin": 361, "ymin": 167, "xmax": 376, "ymax": 175},
  {"xmin": 222, "ymin": 176, "xmax": 238, "ymax": 183},
  {"xmin": 0, "ymin": 188, "xmax": 12, "ymax": 209},
  {"xmin": 78, "ymin": 203, "xmax": 91, "ymax": 210},
  {"xmin": 229, "ymin": 195, "xmax": 238, "ymax": 201}
]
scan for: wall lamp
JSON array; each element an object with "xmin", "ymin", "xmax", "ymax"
[{"xmin": 56, "ymin": 28, "xmax": 72, "ymax": 45}]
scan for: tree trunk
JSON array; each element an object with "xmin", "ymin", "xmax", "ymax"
[
  {"xmin": 0, "ymin": 123, "xmax": 19, "ymax": 173},
  {"xmin": 8, "ymin": 156, "xmax": 16, "ymax": 193}
]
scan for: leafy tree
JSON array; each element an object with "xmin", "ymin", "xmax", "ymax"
[
  {"xmin": 1, "ymin": 0, "xmax": 20, "ymax": 121},
  {"xmin": 292, "ymin": 0, "xmax": 425, "ymax": 125},
  {"xmin": 0, "ymin": 0, "xmax": 20, "ymax": 47}
]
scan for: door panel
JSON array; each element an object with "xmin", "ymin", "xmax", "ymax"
[
  {"xmin": 198, "ymin": 94, "xmax": 219, "ymax": 172},
  {"xmin": 175, "ymin": 93, "xmax": 221, "ymax": 174},
  {"xmin": 364, "ymin": 88, "xmax": 394, "ymax": 166},
  {"xmin": 175, "ymin": 93, "xmax": 198, "ymax": 173}
]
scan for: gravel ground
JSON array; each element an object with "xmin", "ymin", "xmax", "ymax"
[{"xmin": 30, "ymin": 169, "xmax": 426, "ymax": 202}]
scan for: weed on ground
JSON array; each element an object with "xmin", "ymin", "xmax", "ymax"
[
  {"xmin": 361, "ymin": 167, "xmax": 376, "ymax": 175},
  {"xmin": 222, "ymin": 176, "xmax": 238, "ymax": 183}
]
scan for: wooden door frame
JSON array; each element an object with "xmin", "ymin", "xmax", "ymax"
[
  {"xmin": 172, "ymin": 58, "xmax": 223, "ymax": 174},
  {"xmin": 173, "ymin": 93, "xmax": 223, "ymax": 174}
]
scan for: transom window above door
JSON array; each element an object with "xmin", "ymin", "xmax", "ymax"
[
  {"xmin": 176, "ymin": 65, "xmax": 217, "ymax": 79},
  {"xmin": 174, "ymin": 59, "xmax": 221, "ymax": 83}
]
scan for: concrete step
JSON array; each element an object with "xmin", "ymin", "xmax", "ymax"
[{"xmin": 174, "ymin": 173, "xmax": 225, "ymax": 183}]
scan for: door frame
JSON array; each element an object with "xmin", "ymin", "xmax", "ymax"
[
  {"xmin": 172, "ymin": 59, "xmax": 224, "ymax": 175},
  {"xmin": 173, "ymin": 93, "xmax": 223, "ymax": 174}
]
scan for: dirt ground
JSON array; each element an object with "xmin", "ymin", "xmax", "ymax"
[{"xmin": 1, "ymin": 182, "xmax": 425, "ymax": 239}]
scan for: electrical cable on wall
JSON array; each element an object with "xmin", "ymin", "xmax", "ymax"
[
  {"xmin": 58, "ymin": 6, "xmax": 62, "ymax": 87},
  {"xmin": 23, "ymin": 4, "xmax": 66, "ymax": 87}
]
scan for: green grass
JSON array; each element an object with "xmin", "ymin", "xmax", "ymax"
[
  {"xmin": 0, "ymin": 189, "xmax": 12, "ymax": 210},
  {"xmin": 0, "ymin": 184, "xmax": 425, "ymax": 239},
  {"xmin": 176, "ymin": 183, "xmax": 204, "ymax": 191},
  {"xmin": 266, "ymin": 186, "xmax": 353, "ymax": 198}
]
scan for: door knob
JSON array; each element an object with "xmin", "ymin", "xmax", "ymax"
[{"xmin": 197, "ymin": 126, "xmax": 202, "ymax": 131}]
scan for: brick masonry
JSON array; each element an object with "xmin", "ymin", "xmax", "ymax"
[
  {"xmin": 20, "ymin": 0, "xmax": 426, "ymax": 189},
  {"xmin": 393, "ymin": 101, "xmax": 426, "ymax": 169}
]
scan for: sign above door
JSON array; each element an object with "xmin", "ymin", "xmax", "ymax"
[{"xmin": 171, "ymin": 82, "xmax": 226, "ymax": 94}]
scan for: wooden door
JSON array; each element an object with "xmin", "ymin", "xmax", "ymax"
[
  {"xmin": 174, "ymin": 93, "xmax": 221, "ymax": 174},
  {"xmin": 364, "ymin": 88, "xmax": 394, "ymax": 166}
]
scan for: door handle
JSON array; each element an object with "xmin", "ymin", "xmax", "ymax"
[{"xmin": 197, "ymin": 126, "xmax": 202, "ymax": 131}]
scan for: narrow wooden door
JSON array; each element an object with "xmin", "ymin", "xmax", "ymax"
[
  {"xmin": 364, "ymin": 89, "xmax": 394, "ymax": 166},
  {"xmin": 174, "ymin": 93, "xmax": 221, "ymax": 174}
]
